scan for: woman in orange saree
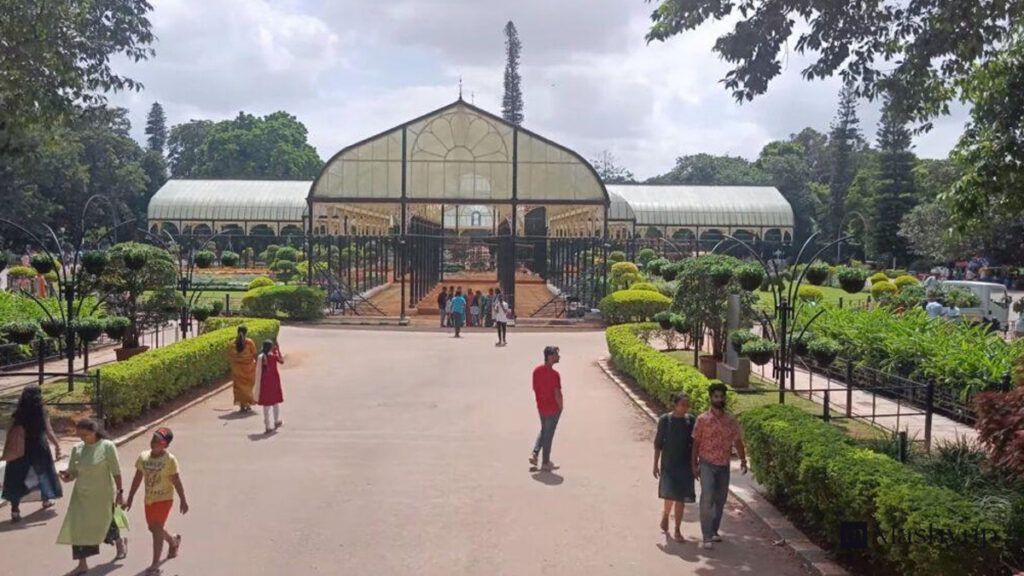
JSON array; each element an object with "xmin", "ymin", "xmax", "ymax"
[{"xmin": 227, "ymin": 325, "xmax": 257, "ymax": 412}]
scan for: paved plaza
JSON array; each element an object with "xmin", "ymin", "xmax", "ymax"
[{"xmin": 1, "ymin": 326, "xmax": 809, "ymax": 575}]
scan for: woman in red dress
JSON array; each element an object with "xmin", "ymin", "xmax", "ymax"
[{"xmin": 254, "ymin": 340, "xmax": 284, "ymax": 435}]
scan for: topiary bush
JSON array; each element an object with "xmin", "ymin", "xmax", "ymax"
[
  {"xmin": 241, "ymin": 285, "xmax": 325, "ymax": 321},
  {"xmin": 894, "ymin": 275, "xmax": 919, "ymax": 290},
  {"xmin": 630, "ymin": 282, "xmax": 659, "ymax": 292},
  {"xmin": 72, "ymin": 317, "xmax": 106, "ymax": 343},
  {"xmin": 598, "ymin": 289, "xmax": 672, "ymax": 325},
  {"xmin": 220, "ymin": 250, "xmax": 240, "ymax": 267},
  {"xmin": 607, "ymin": 251, "xmax": 627, "ymax": 264},
  {"xmin": 274, "ymin": 247, "xmax": 299, "ymax": 262},
  {"xmin": 670, "ymin": 313, "xmax": 689, "ymax": 335},
  {"xmin": 271, "ymin": 260, "xmax": 298, "ymax": 284},
  {"xmin": 870, "ymin": 280, "xmax": 898, "ymax": 299},
  {"xmin": 7, "ymin": 265, "xmax": 36, "ymax": 279},
  {"xmin": 609, "ymin": 261, "xmax": 643, "ymax": 291},
  {"xmin": 804, "ymin": 261, "xmax": 830, "ymax": 286},
  {"xmin": 870, "ymin": 272, "xmax": 890, "ymax": 285},
  {"xmin": 797, "ymin": 285, "xmax": 824, "ymax": 303},
  {"xmin": 95, "ymin": 319, "xmax": 280, "ymax": 424},
  {"xmin": 660, "ymin": 262, "xmax": 680, "ymax": 281},
  {"xmin": 653, "ymin": 310, "xmax": 674, "ymax": 330},
  {"xmin": 194, "ymin": 250, "xmax": 216, "ymax": 269},
  {"xmin": 2, "ymin": 320, "xmax": 40, "ymax": 344},
  {"xmin": 30, "ymin": 253, "xmax": 56, "ymax": 274},
  {"xmin": 637, "ymin": 248, "xmax": 658, "ymax": 268},
  {"xmin": 807, "ymin": 337, "xmax": 841, "ymax": 366},
  {"xmin": 121, "ymin": 246, "xmax": 149, "ymax": 271},
  {"xmin": 81, "ymin": 250, "xmax": 109, "ymax": 276},
  {"xmin": 103, "ymin": 317, "xmax": 131, "ymax": 341},
  {"xmin": 709, "ymin": 264, "xmax": 733, "ymax": 287},
  {"xmin": 647, "ymin": 257, "xmax": 671, "ymax": 277},
  {"xmin": 248, "ymin": 276, "xmax": 275, "ymax": 290},
  {"xmin": 835, "ymin": 266, "xmax": 868, "ymax": 294},
  {"xmin": 736, "ymin": 263, "xmax": 765, "ymax": 291},
  {"xmin": 740, "ymin": 337, "xmax": 778, "ymax": 365},
  {"xmin": 40, "ymin": 317, "xmax": 65, "ymax": 339},
  {"xmin": 191, "ymin": 303, "xmax": 214, "ymax": 322}
]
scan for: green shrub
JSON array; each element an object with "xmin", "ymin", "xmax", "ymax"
[
  {"xmin": 81, "ymin": 250, "xmax": 109, "ymax": 276},
  {"xmin": 946, "ymin": 287, "xmax": 981, "ymax": 308},
  {"xmin": 7, "ymin": 265, "xmax": 36, "ymax": 279},
  {"xmin": 870, "ymin": 280, "xmax": 898, "ymax": 299},
  {"xmin": 835, "ymin": 266, "xmax": 868, "ymax": 294},
  {"xmin": 870, "ymin": 272, "xmax": 890, "ymax": 285},
  {"xmin": 30, "ymin": 253, "xmax": 56, "ymax": 274},
  {"xmin": 275, "ymin": 247, "xmax": 299, "ymax": 262},
  {"xmin": 248, "ymin": 276, "xmax": 275, "ymax": 290},
  {"xmin": 653, "ymin": 310, "xmax": 674, "ymax": 330},
  {"xmin": 670, "ymin": 313, "xmax": 688, "ymax": 334},
  {"xmin": 605, "ymin": 323, "xmax": 727, "ymax": 413},
  {"xmin": 104, "ymin": 317, "xmax": 130, "ymax": 341},
  {"xmin": 271, "ymin": 260, "xmax": 299, "ymax": 283},
  {"xmin": 241, "ymin": 285, "xmax": 324, "ymax": 321},
  {"xmin": 191, "ymin": 303, "xmax": 214, "ymax": 322},
  {"xmin": 729, "ymin": 330, "xmax": 759, "ymax": 354},
  {"xmin": 194, "ymin": 250, "xmax": 216, "ymax": 269},
  {"xmin": 708, "ymin": 264, "xmax": 733, "ymax": 287},
  {"xmin": 630, "ymin": 282, "xmax": 659, "ymax": 292},
  {"xmin": 736, "ymin": 263, "xmax": 764, "ymax": 291},
  {"xmin": 598, "ymin": 290, "xmax": 672, "ymax": 325},
  {"xmin": 660, "ymin": 262, "xmax": 680, "ymax": 281},
  {"xmin": 40, "ymin": 317, "xmax": 65, "ymax": 338},
  {"xmin": 807, "ymin": 337, "xmax": 841, "ymax": 365},
  {"xmin": 647, "ymin": 258, "xmax": 671, "ymax": 277},
  {"xmin": 72, "ymin": 317, "xmax": 106, "ymax": 343},
  {"xmin": 739, "ymin": 405, "xmax": 1003, "ymax": 574},
  {"xmin": 261, "ymin": 245, "xmax": 281, "ymax": 263},
  {"xmin": 220, "ymin": 250, "xmax": 240, "ymax": 267},
  {"xmin": 894, "ymin": 275, "xmax": 919, "ymax": 289},
  {"xmin": 200, "ymin": 316, "xmax": 257, "ymax": 335},
  {"xmin": 94, "ymin": 319, "xmax": 280, "ymax": 424},
  {"xmin": 740, "ymin": 338, "xmax": 777, "ymax": 365},
  {"xmin": 804, "ymin": 261, "xmax": 830, "ymax": 286},
  {"xmin": 607, "ymin": 251, "xmax": 626, "ymax": 264},
  {"xmin": 2, "ymin": 320, "xmax": 40, "ymax": 344},
  {"xmin": 797, "ymin": 285, "xmax": 824, "ymax": 302},
  {"xmin": 609, "ymin": 261, "xmax": 642, "ymax": 291},
  {"xmin": 884, "ymin": 269, "xmax": 907, "ymax": 279},
  {"xmin": 637, "ymin": 248, "xmax": 658, "ymax": 267}
]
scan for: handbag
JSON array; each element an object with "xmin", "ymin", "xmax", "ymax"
[
  {"xmin": 113, "ymin": 505, "xmax": 131, "ymax": 531},
  {"xmin": 1, "ymin": 424, "xmax": 26, "ymax": 462}
]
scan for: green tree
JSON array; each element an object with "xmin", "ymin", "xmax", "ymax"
[
  {"xmin": 101, "ymin": 242, "xmax": 178, "ymax": 349},
  {"xmin": 913, "ymin": 158, "xmax": 959, "ymax": 203},
  {"xmin": 825, "ymin": 83, "xmax": 863, "ymax": 247},
  {"xmin": 644, "ymin": 0, "xmax": 1020, "ymax": 127},
  {"xmin": 872, "ymin": 97, "xmax": 917, "ymax": 265},
  {"xmin": 502, "ymin": 21, "xmax": 524, "ymax": 126},
  {"xmin": 790, "ymin": 127, "xmax": 831, "ymax": 184},
  {"xmin": 646, "ymin": 153, "xmax": 768, "ymax": 185},
  {"xmin": 145, "ymin": 102, "xmax": 168, "ymax": 154},
  {"xmin": 671, "ymin": 254, "xmax": 753, "ymax": 360},
  {"xmin": 167, "ymin": 120, "xmax": 213, "ymax": 178},
  {"xmin": 899, "ymin": 201, "xmax": 982, "ymax": 264},
  {"xmin": 756, "ymin": 140, "xmax": 819, "ymax": 248},
  {"xmin": 591, "ymin": 150, "xmax": 636, "ymax": 184}
]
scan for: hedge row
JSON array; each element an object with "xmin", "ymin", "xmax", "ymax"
[
  {"xmin": 93, "ymin": 319, "xmax": 280, "ymax": 424},
  {"xmin": 605, "ymin": 323, "xmax": 726, "ymax": 414},
  {"xmin": 598, "ymin": 290, "xmax": 671, "ymax": 325},
  {"xmin": 199, "ymin": 316, "xmax": 252, "ymax": 334},
  {"xmin": 740, "ymin": 404, "xmax": 1004, "ymax": 575},
  {"xmin": 240, "ymin": 285, "xmax": 324, "ymax": 321}
]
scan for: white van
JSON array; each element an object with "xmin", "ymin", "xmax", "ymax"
[{"xmin": 940, "ymin": 281, "xmax": 1011, "ymax": 329}]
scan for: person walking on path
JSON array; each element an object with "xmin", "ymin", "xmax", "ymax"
[
  {"xmin": 529, "ymin": 346, "xmax": 562, "ymax": 471},
  {"xmin": 492, "ymin": 289, "xmax": 511, "ymax": 346},
  {"xmin": 483, "ymin": 288, "xmax": 494, "ymax": 328},
  {"xmin": 254, "ymin": 340, "xmax": 285, "ymax": 434},
  {"xmin": 57, "ymin": 419, "xmax": 127, "ymax": 575},
  {"xmin": 653, "ymin": 392, "xmax": 696, "ymax": 542},
  {"xmin": 449, "ymin": 289, "xmax": 467, "ymax": 338},
  {"xmin": 691, "ymin": 383, "xmax": 747, "ymax": 550},
  {"xmin": 437, "ymin": 287, "xmax": 449, "ymax": 327},
  {"xmin": 227, "ymin": 325, "xmax": 257, "ymax": 413},
  {"xmin": 2, "ymin": 386, "xmax": 63, "ymax": 522},
  {"xmin": 469, "ymin": 291, "xmax": 481, "ymax": 327},
  {"xmin": 125, "ymin": 427, "xmax": 189, "ymax": 576}
]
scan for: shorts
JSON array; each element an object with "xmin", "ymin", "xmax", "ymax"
[{"xmin": 145, "ymin": 499, "xmax": 174, "ymax": 526}]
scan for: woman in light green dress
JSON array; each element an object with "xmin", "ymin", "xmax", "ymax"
[{"xmin": 57, "ymin": 419, "xmax": 127, "ymax": 575}]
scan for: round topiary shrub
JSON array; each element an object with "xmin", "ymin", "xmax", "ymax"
[
  {"xmin": 870, "ymin": 280, "xmax": 898, "ymax": 299},
  {"xmin": 637, "ymin": 248, "xmax": 658, "ymax": 268},
  {"xmin": 804, "ymin": 261, "xmax": 830, "ymax": 286},
  {"xmin": 653, "ymin": 310, "xmax": 674, "ymax": 330},
  {"xmin": 736, "ymin": 264, "xmax": 765, "ymax": 291},
  {"xmin": 220, "ymin": 250, "xmax": 240, "ymax": 267},
  {"xmin": 30, "ymin": 253, "xmax": 56, "ymax": 274},
  {"xmin": 894, "ymin": 275, "xmax": 919, "ymax": 290},
  {"xmin": 647, "ymin": 258, "xmax": 670, "ymax": 277},
  {"xmin": 122, "ymin": 247, "xmax": 149, "ymax": 271},
  {"xmin": 191, "ymin": 304, "xmax": 213, "ymax": 322},
  {"xmin": 610, "ymin": 261, "xmax": 642, "ymax": 291},
  {"xmin": 40, "ymin": 317, "xmax": 65, "ymax": 339},
  {"xmin": 249, "ymin": 276, "xmax": 275, "ymax": 290},
  {"xmin": 870, "ymin": 272, "xmax": 889, "ymax": 285},
  {"xmin": 660, "ymin": 263, "xmax": 679, "ymax": 281},
  {"xmin": 607, "ymin": 251, "xmax": 627, "ymax": 264},
  {"xmin": 630, "ymin": 282, "xmax": 659, "ymax": 292},
  {"xmin": 798, "ymin": 285, "xmax": 824, "ymax": 303},
  {"xmin": 210, "ymin": 300, "xmax": 225, "ymax": 316},
  {"xmin": 72, "ymin": 317, "xmax": 106, "ymax": 343},
  {"xmin": 275, "ymin": 247, "xmax": 299, "ymax": 262},
  {"xmin": 729, "ymin": 330, "xmax": 759, "ymax": 354},
  {"xmin": 835, "ymin": 267, "xmax": 868, "ymax": 294},
  {"xmin": 262, "ymin": 245, "xmax": 281, "ymax": 263},
  {"xmin": 271, "ymin": 260, "xmax": 299, "ymax": 283},
  {"xmin": 808, "ymin": 337, "xmax": 841, "ymax": 366},
  {"xmin": 81, "ymin": 250, "xmax": 109, "ymax": 276},
  {"xmin": 741, "ymin": 338, "xmax": 778, "ymax": 365},
  {"xmin": 3, "ymin": 321, "xmax": 40, "ymax": 344},
  {"xmin": 709, "ymin": 264, "xmax": 734, "ymax": 287},
  {"xmin": 671, "ymin": 313, "xmax": 689, "ymax": 335},
  {"xmin": 194, "ymin": 250, "xmax": 216, "ymax": 269},
  {"xmin": 7, "ymin": 266, "xmax": 36, "ymax": 279},
  {"xmin": 103, "ymin": 317, "xmax": 130, "ymax": 341},
  {"xmin": 598, "ymin": 289, "xmax": 672, "ymax": 324}
]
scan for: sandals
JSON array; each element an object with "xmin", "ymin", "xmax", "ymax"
[
  {"xmin": 10, "ymin": 510, "xmax": 21, "ymax": 523},
  {"xmin": 42, "ymin": 501, "xmax": 55, "ymax": 510},
  {"xmin": 168, "ymin": 534, "xmax": 182, "ymax": 558},
  {"xmin": 115, "ymin": 537, "xmax": 128, "ymax": 560}
]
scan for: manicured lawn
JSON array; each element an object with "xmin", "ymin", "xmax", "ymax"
[
  {"xmin": 755, "ymin": 282, "xmax": 869, "ymax": 311},
  {"xmin": 664, "ymin": 350, "xmax": 883, "ymax": 441}
]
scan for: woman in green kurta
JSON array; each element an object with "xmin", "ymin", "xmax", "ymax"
[{"xmin": 57, "ymin": 419, "xmax": 127, "ymax": 575}]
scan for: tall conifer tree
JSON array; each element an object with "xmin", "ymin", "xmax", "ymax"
[
  {"xmin": 826, "ymin": 82, "xmax": 862, "ymax": 247},
  {"xmin": 502, "ymin": 21, "xmax": 524, "ymax": 126},
  {"xmin": 145, "ymin": 102, "xmax": 168, "ymax": 154},
  {"xmin": 873, "ymin": 96, "xmax": 917, "ymax": 265}
]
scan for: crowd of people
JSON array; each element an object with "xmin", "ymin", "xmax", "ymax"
[{"xmin": 437, "ymin": 285, "xmax": 512, "ymax": 344}]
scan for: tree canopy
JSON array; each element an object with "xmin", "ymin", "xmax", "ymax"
[{"xmin": 592, "ymin": 151, "xmax": 636, "ymax": 184}]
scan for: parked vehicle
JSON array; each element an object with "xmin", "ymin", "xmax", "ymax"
[{"xmin": 940, "ymin": 281, "xmax": 1011, "ymax": 329}]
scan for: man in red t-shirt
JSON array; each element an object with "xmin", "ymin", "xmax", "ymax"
[{"xmin": 530, "ymin": 346, "xmax": 563, "ymax": 470}]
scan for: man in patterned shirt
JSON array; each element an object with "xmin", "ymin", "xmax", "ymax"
[{"xmin": 691, "ymin": 382, "xmax": 747, "ymax": 549}]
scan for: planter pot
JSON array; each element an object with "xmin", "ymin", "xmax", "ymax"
[
  {"xmin": 699, "ymin": 355, "xmax": 718, "ymax": 379},
  {"xmin": 746, "ymin": 350, "xmax": 774, "ymax": 366},
  {"xmin": 115, "ymin": 345, "xmax": 150, "ymax": 362},
  {"xmin": 6, "ymin": 330, "xmax": 38, "ymax": 345},
  {"xmin": 812, "ymin": 351, "xmax": 838, "ymax": 366}
]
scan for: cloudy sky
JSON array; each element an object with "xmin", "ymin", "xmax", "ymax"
[{"xmin": 109, "ymin": 0, "xmax": 968, "ymax": 180}]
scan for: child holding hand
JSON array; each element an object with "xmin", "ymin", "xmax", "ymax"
[{"xmin": 125, "ymin": 427, "xmax": 189, "ymax": 575}]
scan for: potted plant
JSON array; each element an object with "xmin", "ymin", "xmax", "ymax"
[
  {"xmin": 808, "ymin": 337, "xmax": 841, "ymax": 366},
  {"xmin": 30, "ymin": 253, "xmax": 56, "ymax": 274},
  {"xmin": 100, "ymin": 242, "xmax": 178, "ymax": 361},
  {"xmin": 40, "ymin": 317, "xmax": 65, "ymax": 339},
  {"xmin": 81, "ymin": 250, "xmax": 109, "ymax": 276},
  {"xmin": 729, "ymin": 330, "xmax": 759, "ymax": 355},
  {"xmin": 220, "ymin": 250, "xmax": 240, "ymax": 267},
  {"xmin": 741, "ymin": 338, "xmax": 778, "ymax": 365},
  {"xmin": 791, "ymin": 331, "xmax": 814, "ymax": 356},
  {"xmin": 194, "ymin": 250, "xmax": 216, "ymax": 269},
  {"xmin": 804, "ymin": 261, "xmax": 830, "ymax": 286},
  {"xmin": 653, "ymin": 310, "xmax": 674, "ymax": 330},
  {"xmin": 835, "ymin": 266, "xmax": 868, "ymax": 294},
  {"xmin": 2, "ymin": 321, "xmax": 40, "ymax": 344},
  {"xmin": 72, "ymin": 317, "xmax": 106, "ymax": 344},
  {"xmin": 709, "ymin": 264, "xmax": 733, "ymax": 287},
  {"xmin": 103, "ymin": 317, "xmax": 131, "ymax": 341},
  {"xmin": 736, "ymin": 264, "xmax": 764, "ymax": 291}
]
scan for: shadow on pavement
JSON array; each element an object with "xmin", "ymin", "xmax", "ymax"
[
  {"xmin": 247, "ymin": 431, "xmax": 275, "ymax": 441},
  {"xmin": 0, "ymin": 507, "xmax": 58, "ymax": 533},
  {"xmin": 530, "ymin": 471, "xmax": 564, "ymax": 486},
  {"xmin": 217, "ymin": 409, "xmax": 255, "ymax": 421}
]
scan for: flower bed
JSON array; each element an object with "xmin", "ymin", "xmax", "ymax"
[
  {"xmin": 605, "ymin": 323, "xmax": 728, "ymax": 414},
  {"xmin": 93, "ymin": 319, "xmax": 280, "ymax": 424},
  {"xmin": 740, "ymin": 404, "xmax": 1004, "ymax": 575}
]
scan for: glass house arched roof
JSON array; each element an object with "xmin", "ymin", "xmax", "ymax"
[
  {"xmin": 310, "ymin": 100, "xmax": 608, "ymax": 206},
  {"xmin": 148, "ymin": 180, "xmax": 310, "ymax": 222},
  {"xmin": 608, "ymin": 191, "xmax": 636, "ymax": 221},
  {"xmin": 605, "ymin": 185, "xmax": 794, "ymax": 228}
]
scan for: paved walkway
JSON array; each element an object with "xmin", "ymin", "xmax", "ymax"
[{"xmin": 1, "ymin": 327, "xmax": 809, "ymax": 575}]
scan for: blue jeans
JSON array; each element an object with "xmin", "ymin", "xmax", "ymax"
[
  {"xmin": 699, "ymin": 461, "xmax": 730, "ymax": 541},
  {"xmin": 532, "ymin": 412, "xmax": 561, "ymax": 463}
]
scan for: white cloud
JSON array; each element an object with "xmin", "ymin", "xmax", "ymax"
[{"xmin": 109, "ymin": 0, "xmax": 965, "ymax": 180}]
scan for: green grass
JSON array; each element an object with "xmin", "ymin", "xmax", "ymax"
[
  {"xmin": 0, "ymin": 379, "xmax": 94, "ymax": 433},
  {"xmin": 663, "ymin": 350, "xmax": 884, "ymax": 441},
  {"xmin": 755, "ymin": 282, "xmax": 869, "ymax": 311}
]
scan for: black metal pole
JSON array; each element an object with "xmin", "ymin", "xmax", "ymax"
[{"xmin": 778, "ymin": 300, "xmax": 789, "ymax": 404}]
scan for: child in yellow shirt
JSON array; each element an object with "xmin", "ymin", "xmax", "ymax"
[{"xmin": 125, "ymin": 427, "xmax": 189, "ymax": 575}]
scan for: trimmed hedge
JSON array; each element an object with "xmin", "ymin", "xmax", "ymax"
[
  {"xmin": 241, "ymin": 285, "xmax": 324, "ymax": 321},
  {"xmin": 598, "ymin": 290, "xmax": 671, "ymax": 325},
  {"xmin": 740, "ymin": 404, "xmax": 1004, "ymax": 575},
  {"xmin": 200, "ymin": 316, "xmax": 258, "ymax": 335},
  {"xmin": 248, "ymin": 276, "xmax": 275, "ymax": 290},
  {"xmin": 605, "ymin": 323, "xmax": 728, "ymax": 414},
  {"xmin": 94, "ymin": 319, "xmax": 280, "ymax": 424}
]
